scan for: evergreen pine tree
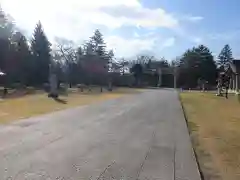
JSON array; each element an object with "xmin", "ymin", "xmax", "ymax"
[
  {"xmin": 0, "ymin": 7, "xmax": 13, "ymax": 72},
  {"xmin": 218, "ymin": 44, "xmax": 233, "ymax": 67},
  {"xmin": 31, "ymin": 21, "xmax": 51, "ymax": 85},
  {"xmin": 14, "ymin": 32, "xmax": 32, "ymax": 85},
  {"xmin": 90, "ymin": 29, "xmax": 107, "ymax": 59}
]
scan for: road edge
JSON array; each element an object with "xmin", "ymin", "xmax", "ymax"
[{"xmin": 177, "ymin": 91, "xmax": 204, "ymax": 180}]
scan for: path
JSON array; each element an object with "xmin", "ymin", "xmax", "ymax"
[{"xmin": 0, "ymin": 89, "xmax": 200, "ymax": 180}]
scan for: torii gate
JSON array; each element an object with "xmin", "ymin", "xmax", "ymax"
[{"xmin": 158, "ymin": 67, "xmax": 178, "ymax": 88}]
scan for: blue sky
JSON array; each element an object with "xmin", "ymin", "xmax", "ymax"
[
  {"xmin": 1, "ymin": 0, "xmax": 240, "ymax": 60},
  {"xmin": 143, "ymin": 0, "xmax": 240, "ymax": 60}
]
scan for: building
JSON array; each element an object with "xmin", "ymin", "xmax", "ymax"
[{"xmin": 228, "ymin": 60, "xmax": 240, "ymax": 94}]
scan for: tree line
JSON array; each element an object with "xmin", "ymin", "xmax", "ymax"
[
  {"xmin": 0, "ymin": 8, "xmax": 115, "ymax": 89},
  {"xmin": 128, "ymin": 44, "xmax": 234, "ymax": 88},
  {"xmin": 174, "ymin": 44, "xmax": 233, "ymax": 88},
  {"xmin": 0, "ymin": 9, "xmax": 52, "ymax": 87},
  {"xmin": 0, "ymin": 7, "xmax": 235, "ymax": 90}
]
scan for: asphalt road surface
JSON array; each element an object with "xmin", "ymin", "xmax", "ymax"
[{"xmin": 0, "ymin": 89, "xmax": 201, "ymax": 180}]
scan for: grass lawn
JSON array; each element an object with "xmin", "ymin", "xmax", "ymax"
[
  {"xmin": 180, "ymin": 92, "xmax": 240, "ymax": 180},
  {"xmin": 0, "ymin": 87, "xmax": 141, "ymax": 124}
]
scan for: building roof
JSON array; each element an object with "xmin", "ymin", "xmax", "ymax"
[{"xmin": 229, "ymin": 60, "xmax": 240, "ymax": 74}]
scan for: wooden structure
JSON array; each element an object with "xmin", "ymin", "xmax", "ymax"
[
  {"xmin": 161, "ymin": 67, "xmax": 178, "ymax": 88},
  {"xmin": 141, "ymin": 62, "xmax": 177, "ymax": 88}
]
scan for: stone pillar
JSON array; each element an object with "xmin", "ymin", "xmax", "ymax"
[
  {"xmin": 48, "ymin": 63, "xmax": 58, "ymax": 98},
  {"xmin": 233, "ymin": 76, "xmax": 235, "ymax": 91},
  {"xmin": 158, "ymin": 68, "xmax": 162, "ymax": 87},
  {"xmin": 174, "ymin": 73, "xmax": 177, "ymax": 89},
  {"xmin": 173, "ymin": 67, "xmax": 177, "ymax": 89},
  {"xmin": 229, "ymin": 77, "xmax": 233, "ymax": 90},
  {"xmin": 49, "ymin": 74, "xmax": 58, "ymax": 97}
]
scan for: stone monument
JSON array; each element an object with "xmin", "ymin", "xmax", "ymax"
[{"xmin": 48, "ymin": 63, "xmax": 58, "ymax": 98}]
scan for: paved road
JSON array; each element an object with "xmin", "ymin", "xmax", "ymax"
[{"xmin": 0, "ymin": 89, "xmax": 200, "ymax": 180}]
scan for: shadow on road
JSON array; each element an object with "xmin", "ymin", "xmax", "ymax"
[{"xmin": 53, "ymin": 97, "xmax": 67, "ymax": 104}]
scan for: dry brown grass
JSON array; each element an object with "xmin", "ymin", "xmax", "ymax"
[
  {"xmin": 0, "ymin": 87, "xmax": 141, "ymax": 124},
  {"xmin": 180, "ymin": 92, "xmax": 240, "ymax": 180}
]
